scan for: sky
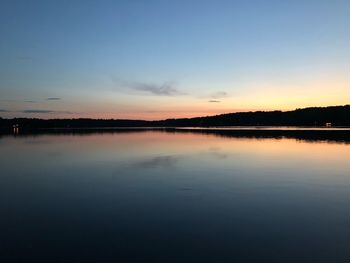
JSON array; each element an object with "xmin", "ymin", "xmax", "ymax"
[{"xmin": 0, "ymin": 0, "xmax": 350, "ymax": 120}]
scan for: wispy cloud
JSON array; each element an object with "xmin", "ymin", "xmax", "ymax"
[
  {"xmin": 1, "ymin": 108, "xmax": 73, "ymax": 114},
  {"xmin": 46, "ymin": 97, "xmax": 61, "ymax": 101},
  {"xmin": 1, "ymin": 99, "xmax": 21, "ymax": 102},
  {"xmin": 21, "ymin": 109, "xmax": 72, "ymax": 114},
  {"xmin": 133, "ymin": 82, "xmax": 183, "ymax": 96},
  {"xmin": 199, "ymin": 91, "xmax": 229, "ymax": 101},
  {"xmin": 22, "ymin": 109, "xmax": 55, "ymax": 113},
  {"xmin": 211, "ymin": 91, "xmax": 228, "ymax": 99},
  {"xmin": 114, "ymin": 78, "xmax": 185, "ymax": 96},
  {"xmin": 2, "ymin": 99, "xmax": 37, "ymax": 103}
]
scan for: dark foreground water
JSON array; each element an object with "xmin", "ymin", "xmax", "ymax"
[{"xmin": 1, "ymin": 130, "xmax": 350, "ymax": 262}]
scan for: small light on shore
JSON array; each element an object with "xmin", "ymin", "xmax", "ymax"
[{"xmin": 13, "ymin": 124, "xmax": 19, "ymax": 134}]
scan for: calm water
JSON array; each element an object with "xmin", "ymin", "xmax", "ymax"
[{"xmin": 1, "ymin": 131, "xmax": 350, "ymax": 262}]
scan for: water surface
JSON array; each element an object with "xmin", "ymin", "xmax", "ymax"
[{"xmin": 1, "ymin": 131, "xmax": 350, "ymax": 262}]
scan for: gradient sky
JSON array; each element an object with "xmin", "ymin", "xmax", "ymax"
[{"xmin": 1, "ymin": 0, "xmax": 350, "ymax": 120}]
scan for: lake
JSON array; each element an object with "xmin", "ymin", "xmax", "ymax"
[{"xmin": 1, "ymin": 130, "xmax": 350, "ymax": 262}]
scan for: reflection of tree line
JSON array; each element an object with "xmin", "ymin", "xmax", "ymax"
[
  {"xmin": 169, "ymin": 129, "xmax": 350, "ymax": 144},
  {"xmin": 1, "ymin": 127, "xmax": 350, "ymax": 144}
]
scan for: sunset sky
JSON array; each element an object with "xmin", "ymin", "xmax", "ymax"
[{"xmin": 1, "ymin": 0, "xmax": 350, "ymax": 120}]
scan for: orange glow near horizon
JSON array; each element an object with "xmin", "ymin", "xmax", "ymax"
[{"xmin": 1, "ymin": 77, "xmax": 350, "ymax": 120}]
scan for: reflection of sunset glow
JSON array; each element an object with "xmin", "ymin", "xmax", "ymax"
[{"xmin": 3, "ymin": 131, "xmax": 350, "ymax": 173}]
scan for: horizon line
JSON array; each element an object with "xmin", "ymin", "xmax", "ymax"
[{"xmin": 1, "ymin": 104, "xmax": 349, "ymax": 122}]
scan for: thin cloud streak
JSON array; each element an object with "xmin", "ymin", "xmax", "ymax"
[
  {"xmin": 211, "ymin": 91, "xmax": 228, "ymax": 99},
  {"xmin": 133, "ymin": 82, "xmax": 183, "ymax": 96},
  {"xmin": 22, "ymin": 110, "xmax": 55, "ymax": 113},
  {"xmin": 115, "ymin": 78, "xmax": 185, "ymax": 96},
  {"xmin": 46, "ymin": 97, "xmax": 61, "ymax": 101},
  {"xmin": 21, "ymin": 109, "xmax": 73, "ymax": 114},
  {"xmin": 208, "ymin": 100, "xmax": 221, "ymax": 103}
]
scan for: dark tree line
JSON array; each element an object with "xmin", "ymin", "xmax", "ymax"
[
  {"xmin": 1, "ymin": 105, "xmax": 350, "ymax": 132},
  {"xmin": 157, "ymin": 105, "xmax": 350, "ymax": 127}
]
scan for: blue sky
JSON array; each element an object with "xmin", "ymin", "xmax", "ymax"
[{"xmin": 1, "ymin": 0, "xmax": 350, "ymax": 119}]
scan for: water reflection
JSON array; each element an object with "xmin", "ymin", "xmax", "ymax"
[
  {"xmin": 2, "ymin": 127, "xmax": 350, "ymax": 144},
  {"xmin": 132, "ymin": 155, "xmax": 180, "ymax": 169},
  {"xmin": 1, "ymin": 131, "xmax": 350, "ymax": 262}
]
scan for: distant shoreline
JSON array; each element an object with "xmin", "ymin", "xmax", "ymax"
[{"xmin": 1, "ymin": 105, "xmax": 350, "ymax": 131}]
